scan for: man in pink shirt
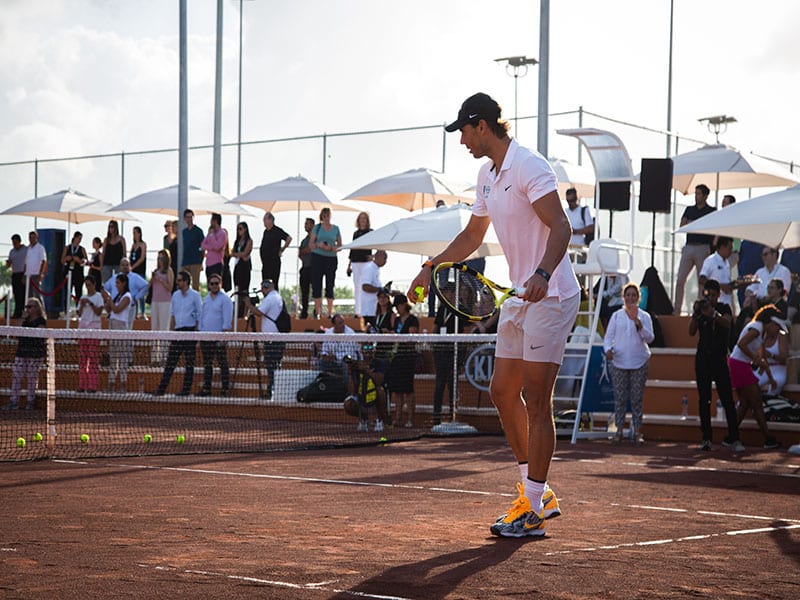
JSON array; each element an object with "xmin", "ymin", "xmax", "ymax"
[{"xmin": 201, "ymin": 212, "xmax": 228, "ymax": 285}]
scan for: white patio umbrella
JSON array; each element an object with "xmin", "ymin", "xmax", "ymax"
[
  {"xmin": 1, "ymin": 188, "xmax": 138, "ymax": 223},
  {"xmin": 670, "ymin": 144, "xmax": 799, "ymax": 195},
  {"xmin": 549, "ymin": 158, "xmax": 596, "ymax": 199},
  {"xmin": 228, "ymin": 175, "xmax": 355, "ymax": 213},
  {"xmin": 109, "ymin": 184, "xmax": 253, "ymax": 217},
  {"xmin": 341, "ymin": 203, "xmax": 503, "ymax": 259},
  {"xmin": 343, "ymin": 167, "xmax": 474, "ymax": 211},
  {"xmin": 676, "ymin": 184, "xmax": 800, "ymax": 249}
]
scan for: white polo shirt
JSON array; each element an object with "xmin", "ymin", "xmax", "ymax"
[
  {"xmin": 699, "ymin": 251, "xmax": 732, "ymax": 306},
  {"xmin": 25, "ymin": 242, "xmax": 47, "ymax": 276},
  {"xmin": 748, "ymin": 263, "xmax": 792, "ymax": 299},
  {"xmin": 473, "ymin": 139, "xmax": 580, "ymax": 301}
]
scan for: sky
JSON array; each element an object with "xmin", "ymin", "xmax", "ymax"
[{"xmin": 1, "ymin": 0, "xmax": 798, "ymax": 292}]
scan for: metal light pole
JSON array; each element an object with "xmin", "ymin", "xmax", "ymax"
[
  {"xmin": 212, "ymin": 0, "xmax": 223, "ymax": 194},
  {"xmin": 178, "ymin": 0, "xmax": 188, "ymax": 271},
  {"xmin": 698, "ymin": 114, "xmax": 737, "ymax": 206},
  {"xmin": 494, "ymin": 55, "xmax": 538, "ymax": 139}
]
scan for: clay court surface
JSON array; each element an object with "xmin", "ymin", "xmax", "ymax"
[{"xmin": 2, "ymin": 436, "xmax": 799, "ymax": 599}]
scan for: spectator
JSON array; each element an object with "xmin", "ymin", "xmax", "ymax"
[
  {"xmin": 360, "ymin": 250, "xmax": 388, "ymax": 327},
  {"xmin": 756, "ymin": 309, "xmax": 789, "ymax": 396},
  {"xmin": 309, "ymin": 207, "xmax": 341, "ymax": 318},
  {"xmin": 88, "ymin": 236, "xmax": 103, "ymax": 284},
  {"xmin": 297, "ymin": 218, "xmax": 314, "ymax": 319},
  {"xmin": 763, "ymin": 278, "xmax": 789, "ymax": 319},
  {"xmin": 167, "ymin": 220, "xmax": 179, "ymax": 283},
  {"xmin": 243, "ymin": 279, "xmax": 287, "ymax": 400},
  {"xmin": 432, "ymin": 282, "xmax": 465, "ymax": 425},
  {"xmin": 688, "ymin": 279, "xmax": 742, "ymax": 452},
  {"xmin": 198, "ymin": 273, "xmax": 233, "ymax": 396},
  {"xmin": 564, "ymin": 186, "xmax": 594, "ymax": 252},
  {"xmin": 603, "ymin": 283, "xmax": 654, "ymax": 445},
  {"xmin": 100, "ymin": 220, "xmax": 126, "ymax": 284},
  {"xmin": 597, "ymin": 273, "xmax": 628, "ymax": 330},
  {"xmin": 231, "ymin": 221, "xmax": 253, "ymax": 318},
  {"xmin": 2, "ymin": 297, "xmax": 46, "ymax": 411},
  {"xmin": 720, "ymin": 195, "xmax": 740, "ymax": 270},
  {"xmin": 24, "ymin": 230, "xmax": 47, "ymax": 301},
  {"xmin": 76, "ymin": 275, "xmax": 103, "ymax": 393},
  {"xmin": 104, "ymin": 258, "xmax": 148, "ymax": 325},
  {"xmin": 699, "ymin": 236, "xmax": 734, "ymax": 309},
  {"xmin": 154, "ymin": 270, "xmax": 202, "ymax": 396},
  {"xmin": 60, "ymin": 231, "xmax": 87, "ymax": 314},
  {"xmin": 181, "ymin": 209, "xmax": 205, "ymax": 291},
  {"xmin": 389, "ymin": 294, "xmax": 419, "ymax": 428},
  {"xmin": 674, "ymin": 184, "xmax": 715, "ymax": 315},
  {"xmin": 259, "ymin": 212, "xmax": 292, "ymax": 290},
  {"xmin": 7, "ymin": 233, "xmax": 27, "ymax": 319},
  {"xmin": 162, "ymin": 219, "xmax": 174, "ymax": 249},
  {"xmin": 129, "ymin": 226, "xmax": 147, "ymax": 317},
  {"xmin": 371, "ymin": 289, "xmax": 395, "ymax": 334},
  {"xmin": 728, "ymin": 304, "xmax": 783, "ymax": 449},
  {"xmin": 318, "ymin": 313, "xmax": 358, "ymax": 378},
  {"xmin": 347, "ymin": 341, "xmax": 388, "ymax": 432},
  {"xmin": 149, "ymin": 249, "xmax": 175, "ymax": 364},
  {"xmin": 347, "ymin": 211, "xmax": 373, "ymax": 317},
  {"xmin": 201, "ymin": 212, "xmax": 228, "ymax": 282},
  {"xmin": 748, "ymin": 247, "xmax": 792, "ymax": 302},
  {"xmin": 101, "ymin": 273, "xmax": 133, "ymax": 392}
]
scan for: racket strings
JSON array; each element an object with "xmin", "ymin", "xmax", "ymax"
[{"xmin": 436, "ymin": 268, "xmax": 497, "ymax": 320}]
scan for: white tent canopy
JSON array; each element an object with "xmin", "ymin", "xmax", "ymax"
[
  {"xmin": 676, "ymin": 184, "xmax": 800, "ymax": 249},
  {"xmin": 110, "ymin": 184, "xmax": 253, "ymax": 217},
  {"xmin": 341, "ymin": 203, "xmax": 503, "ymax": 259},
  {"xmin": 343, "ymin": 167, "xmax": 474, "ymax": 212}
]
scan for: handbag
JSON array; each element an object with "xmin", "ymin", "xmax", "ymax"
[{"xmin": 222, "ymin": 247, "xmax": 233, "ymax": 292}]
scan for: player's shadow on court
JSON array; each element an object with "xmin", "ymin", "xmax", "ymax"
[
  {"xmin": 769, "ymin": 520, "xmax": 800, "ymax": 568},
  {"xmin": 329, "ymin": 538, "xmax": 532, "ymax": 599}
]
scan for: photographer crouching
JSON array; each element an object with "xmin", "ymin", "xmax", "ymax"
[{"xmin": 345, "ymin": 341, "xmax": 388, "ymax": 432}]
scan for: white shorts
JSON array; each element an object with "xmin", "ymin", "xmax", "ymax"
[{"xmin": 495, "ymin": 293, "xmax": 580, "ymax": 364}]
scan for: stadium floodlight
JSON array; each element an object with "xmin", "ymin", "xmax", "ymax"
[
  {"xmin": 698, "ymin": 114, "xmax": 737, "ymax": 143},
  {"xmin": 494, "ymin": 55, "xmax": 538, "ymax": 138}
]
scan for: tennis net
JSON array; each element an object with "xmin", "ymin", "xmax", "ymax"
[{"xmin": 1, "ymin": 327, "xmax": 501, "ymax": 461}]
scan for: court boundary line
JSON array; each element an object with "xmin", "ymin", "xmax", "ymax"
[{"xmin": 142, "ymin": 565, "xmax": 414, "ymax": 600}]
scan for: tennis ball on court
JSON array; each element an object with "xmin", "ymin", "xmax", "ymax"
[
  {"xmin": 176, "ymin": 434, "xmax": 185, "ymax": 444},
  {"xmin": 414, "ymin": 286, "xmax": 425, "ymax": 302},
  {"xmin": 143, "ymin": 434, "xmax": 152, "ymax": 443},
  {"xmin": 80, "ymin": 433, "xmax": 90, "ymax": 444},
  {"xmin": 33, "ymin": 432, "xmax": 43, "ymax": 442},
  {"xmin": 379, "ymin": 436, "xmax": 387, "ymax": 443},
  {"xmin": 16, "ymin": 437, "xmax": 26, "ymax": 448}
]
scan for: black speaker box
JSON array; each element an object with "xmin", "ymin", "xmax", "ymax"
[
  {"xmin": 639, "ymin": 158, "xmax": 673, "ymax": 213},
  {"xmin": 598, "ymin": 180, "xmax": 631, "ymax": 211}
]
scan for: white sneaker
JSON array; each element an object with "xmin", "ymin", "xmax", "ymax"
[
  {"xmin": 374, "ymin": 420, "xmax": 384, "ymax": 432},
  {"xmin": 356, "ymin": 420, "xmax": 368, "ymax": 432}
]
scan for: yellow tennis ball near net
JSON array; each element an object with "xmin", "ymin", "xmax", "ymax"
[
  {"xmin": 16, "ymin": 437, "xmax": 26, "ymax": 448},
  {"xmin": 80, "ymin": 434, "xmax": 90, "ymax": 444},
  {"xmin": 176, "ymin": 434, "xmax": 185, "ymax": 444}
]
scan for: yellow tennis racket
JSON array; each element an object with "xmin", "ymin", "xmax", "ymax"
[{"xmin": 431, "ymin": 262, "xmax": 525, "ymax": 322}]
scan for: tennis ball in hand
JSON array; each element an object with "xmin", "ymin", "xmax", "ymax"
[
  {"xmin": 16, "ymin": 437, "xmax": 26, "ymax": 448},
  {"xmin": 143, "ymin": 434, "xmax": 152, "ymax": 443},
  {"xmin": 413, "ymin": 286, "xmax": 426, "ymax": 302},
  {"xmin": 80, "ymin": 434, "xmax": 90, "ymax": 444},
  {"xmin": 33, "ymin": 432, "xmax": 43, "ymax": 442},
  {"xmin": 176, "ymin": 434, "xmax": 185, "ymax": 444}
]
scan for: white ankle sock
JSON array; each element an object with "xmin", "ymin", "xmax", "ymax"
[
  {"xmin": 517, "ymin": 463, "xmax": 528, "ymax": 482},
  {"xmin": 525, "ymin": 478, "xmax": 546, "ymax": 514}
]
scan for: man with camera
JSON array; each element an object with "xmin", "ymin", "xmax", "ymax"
[
  {"xmin": 243, "ymin": 279, "xmax": 285, "ymax": 400},
  {"xmin": 688, "ymin": 279, "xmax": 743, "ymax": 452},
  {"xmin": 345, "ymin": 341, "xmax": 389, "ymax": 432}
]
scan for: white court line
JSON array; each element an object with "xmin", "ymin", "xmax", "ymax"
[
  {"xmin": 143, "ymin": 565, "xmax": 413, "ymax": 600},
  {"xmin": 2, "ymin": 548, "xmax": 18, "ymax": 552},
  {"xmin": 621, "ymin": 461, "xmax": 800, "ymax": 479},
  {"xmin": 612, "ymin": 503, "xmax": 800, "ymax": 523},
  {"xmin": 544, "ymin": 523, "xmax": 800, "ymax": 556}
]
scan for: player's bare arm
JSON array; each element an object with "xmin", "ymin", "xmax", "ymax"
[
  {"xmin": 408, "ymin": 214, "xmax": 491, "ymax": 302},
  {"xmin": 520, "ymin": 190, "xmax": 572, "ymax": 303}
]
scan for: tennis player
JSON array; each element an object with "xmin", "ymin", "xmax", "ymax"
[{"xmin": 409, "ymin": 93, "xmax": 580, "ymax": 538}]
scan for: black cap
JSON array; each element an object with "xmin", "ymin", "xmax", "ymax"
[
  {"xmin": 703, "ymin": 279, "xmax": 720, "ymax": 292},
  {"xmin": 445, "ymin": 93, "xmax": 502, "ymax": 132}
]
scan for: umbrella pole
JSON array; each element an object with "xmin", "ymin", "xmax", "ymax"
[{"xmin": 650, "ymin": 213, "xmax": 656, "ymax": 267}]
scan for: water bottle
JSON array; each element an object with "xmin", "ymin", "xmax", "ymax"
[{"xmin": 681, "ymin": 394, "xmax": 689, "ymax": 419}]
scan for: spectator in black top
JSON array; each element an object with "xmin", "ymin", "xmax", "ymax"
[
  {"xmin": 674, "ymin": 184, "xmax": 716, "ymax": 315},
  {"xmin": 60, "ymin": 231, "xmax": 87, "ymax": 313},
  {"xmin": 3, "ymin": 297, "xmax": 47, "ymax": 411},
  {"xmin": 259, "ymin": 212, "xmax": 292, "ymax": 289},
  {"xmin": 688, "ymin": 279, "xmax": 742, "ymax": 452}
]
